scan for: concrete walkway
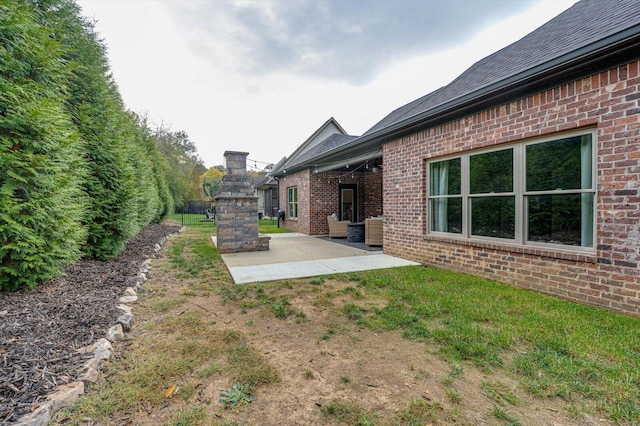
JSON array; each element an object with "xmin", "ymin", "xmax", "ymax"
[{"xmin": 212, "ymin": 233, "xmax": 420, "ymax": 284}]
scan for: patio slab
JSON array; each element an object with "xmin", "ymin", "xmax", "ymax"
[{"xmin": 211, "ymin": 234, "xmax": 419, "ymax": 284}]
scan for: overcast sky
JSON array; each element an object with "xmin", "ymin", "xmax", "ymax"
[{"xmin": 76, "ymin": 0, "xmax": 578, "ymax": 170}]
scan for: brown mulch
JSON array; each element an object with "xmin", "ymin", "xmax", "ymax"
[{"xmin": 0, "ymin": 223, "xmax": 181, "ymax": 424}]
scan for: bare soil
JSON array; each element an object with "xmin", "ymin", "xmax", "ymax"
[
  {"xmin": 93, "ymin": 234, "xmax": 606, "ymax": 426},
  {"xmin": 0, "ymin": 224, "xmax": 181, "ymax": 423},
  {"xmin": 3, "ymin": 225, "xmax": 609, "ymax": 425}
]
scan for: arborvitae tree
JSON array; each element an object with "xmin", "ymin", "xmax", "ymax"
[
  {"xmin": 1, "ymin": 0, "xmax": 179, "ymax": 289},
  {"xmin": 135, "ymin": 114, "xmax": 174, "ymax": 222},
  {"xmin": 39, "ymin": 0, "xmax": 148, "ymax": 259},
  {"xmin": 0, "ymin": 1, "xmax": 87, "ymax": 290}
]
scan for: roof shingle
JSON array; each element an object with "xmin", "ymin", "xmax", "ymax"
[{"xmin": 365, "ymin": 0, "xmax": 640, "ymax": 135}]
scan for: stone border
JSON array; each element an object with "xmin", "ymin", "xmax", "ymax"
[{"xmin": 15, "ymin": 228, "xmax": 184, "ymax": 426}]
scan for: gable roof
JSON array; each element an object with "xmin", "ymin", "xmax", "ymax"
[
  {"xmin": 287, "ymin": 0, "xmax": 640, "ymax": 170},
  {"xmin": 281, "ymin": 133, "xmax": 358, "ymax": 171},
  {"xmin": 271, "ymin": 117, "xmax": 357, "ymax": 175},
  {"xmin": 279, "ymin": 117, "xmax": 347, "ymax": 167}
]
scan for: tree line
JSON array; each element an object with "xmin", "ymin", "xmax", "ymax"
[{"xmin": 0, "ymin": 0, "xmax": 205, "ymax": 290}]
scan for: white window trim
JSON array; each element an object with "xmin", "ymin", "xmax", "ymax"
[
  {"xmin": 426, "ymin": 129, "xmax": 597, "ymax": 253},
  {"xmin": 288, "ymin": 186, "xmax": 298, "ymax": 219}
]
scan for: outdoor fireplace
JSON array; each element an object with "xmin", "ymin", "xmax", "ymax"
[{"xmin": 215, "ymin": 151, "xmax": 270, "ymax": 254}]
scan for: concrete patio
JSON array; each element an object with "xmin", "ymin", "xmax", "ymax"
[{"xmin": 212, "ymin": 233, "xmax": 419, "ymax": 284}]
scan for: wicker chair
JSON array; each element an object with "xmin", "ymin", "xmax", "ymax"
[
  {"xmin": 365, "ymin": 217, "xmax": 383, "ymax": 246},
  {"xmin": 327, "ymin": 215, "xmax": 349, "ymax": 238}
]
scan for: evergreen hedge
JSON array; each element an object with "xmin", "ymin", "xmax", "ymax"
[
  {"xmin": 0, "ymin": 0, "xmax": 176, "ymax": 290},
  {"xmin": 0, "ymin": 1, "xmax": 87, "ymax": 289}
]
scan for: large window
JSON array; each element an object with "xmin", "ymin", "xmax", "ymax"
[
  {"xmin": 427, "ymin": 132, "xmax": 595, "ymax": 250},
  {"xmin": 287, "ymin": 187, "xmax": 298, "ymax": 218}
]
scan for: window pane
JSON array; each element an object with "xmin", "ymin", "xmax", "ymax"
[
  {"xmin": 527, "ymin": 193, "xmax": 593, "ymax": 246},
  {"xmin": 429, "ymin": 198, "xmax": 462, "ymax": 233},
  {"xmin": 526, "ymin": 135, "xmax": 592, "ymax": 191},
  {"xmin": 471, "ymin": 196, "xmax": 515, "ymax": 239},
  {"xmin": 429, "ymin": 158, "xmax": 461, "ymax": 195},
  {"xmin": 470, "ymin": 148, "xmax": 513, "ymax": 194}
]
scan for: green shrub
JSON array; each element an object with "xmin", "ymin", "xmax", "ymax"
[{"xmin": 0, "ymin": 1, "xmax": 87, "ymax": 290}]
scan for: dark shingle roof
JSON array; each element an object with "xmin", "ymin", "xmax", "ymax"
[{"xmin": 365, "ymin": 0, "xmax": 640, "ymax": 135}]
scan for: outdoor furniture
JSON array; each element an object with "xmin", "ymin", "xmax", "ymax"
[
  {"xmin": 347, "ymin": 222, "xmax": 365, "ymax": 242},
  {"xmin": 365, "ymin": 217, "xmax": 383, "ymax": 246},
  {"xmin": 205, "ymin": 209, "xmax": 216, "ymax": 220},
  {"xmin": 327, "ymin": 215, "xmax": 349, "ymax": 238}
]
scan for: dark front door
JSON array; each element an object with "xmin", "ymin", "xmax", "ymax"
[{"xmin": 339, "ymin": 184, "xmax": 358, "ymax": 222}]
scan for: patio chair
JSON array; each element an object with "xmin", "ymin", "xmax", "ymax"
[
  {"xmin": 327, "ymin": 215, "xmax": 349, "ymax": 238},
  {"xmin": 365, "ymin": 217, "xmax": 383, "ymax": 246}
]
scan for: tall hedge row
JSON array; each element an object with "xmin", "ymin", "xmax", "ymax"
[{"xmin": 0, "ymin": 0, "xmax": 173, "ymax": 290}]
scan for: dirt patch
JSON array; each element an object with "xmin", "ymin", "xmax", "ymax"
[
  {"xmin": 193, "ymin": 280, "xmax": 601, "ymax": 426},
  {"xmin": 101, "ymin": 255, "xmax": 604, "ymax": 426},
  {"xmin": 0, "ymin": 224, "xmax": 181, "ymax": 423},
  {"xmin": 12, "ymin": 227, "xmax": 609, "ymax": 425}
]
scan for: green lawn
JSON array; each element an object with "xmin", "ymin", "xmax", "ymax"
[
  {"xmin": 63, "ymin": 226, "xmax": 640, "ymax": 425},
  {"xmin": 344, "ymin": 266, "xmax": 640, "ymax": 423},
  {"xmin": 168, "ymin": 214, "xmax": 290, "ymax": 234}
]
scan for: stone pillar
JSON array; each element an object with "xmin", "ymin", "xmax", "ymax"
[{"xmin": 215, "ymin": 151, "xmax": 270, "ymax": 254}]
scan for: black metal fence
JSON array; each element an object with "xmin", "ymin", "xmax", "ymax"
[
  {"xmin": 171, "ymin": 202, "xmax": 281, "ymax": 228},
  {"xmin": 172, "ymin": 202, "xmax": 216, "ymax": 227}
]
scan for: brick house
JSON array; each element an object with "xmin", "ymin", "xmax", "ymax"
[
  {"xmin": 273, "ymin": 117, "xmax": 383, "ymax": 235},
  {"xmin": 271, "ymin": 0, "xmax": 640, "ymax": 316}
]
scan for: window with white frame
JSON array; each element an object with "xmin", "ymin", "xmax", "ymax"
[
  {"xmin": 427, "ymin": 131, "xmax": 595, "ymax": 249},
  {"xmin": 288, "ymin": 186, "xmax": 298, "ymax": 218}
]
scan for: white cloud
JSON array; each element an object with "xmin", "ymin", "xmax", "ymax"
[{"xmin": 76, "ymin": 0, "xmax": 577, "ymax": 168}]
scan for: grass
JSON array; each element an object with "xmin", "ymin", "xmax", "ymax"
[
  {"xmin": 322, "ymin": 399, "xmax": 455, "ymax": 425},
  {"xmin": 480, "ymin": 381, "xmax": 520, "ymax": 406},
  {"xmin": 339, "ymin": 266, "xmax": 640, "ymax": 423},
  {"xmin": 492, "ymin": 405, "xmax": 522, "ymax": 425},
  {"xmin": 169, "ymin": 406, "xmax": 208, "ymax": 425},
  {"xmin": 209, "ymin": 252, "xmax": 640, "ymax": 423},
  {"xmin": 257, "ymin": 218, "xmax": 292, "ymax": 234},
  {"xmin": 321, "ymin": 401, "xmax": 377, "ymax": 425},
  {"xmin": 56, "ymin": 226, "xmax": 278, "ymax": 425},
  {"xmin": 168, "ymin": 214, "xmax": 290, "ymax": 235},
  {"xmin": 59, "ymin": 224, "xmax": 640, "ymax": 425}
]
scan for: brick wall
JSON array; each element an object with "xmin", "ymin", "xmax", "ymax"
[
  {"xmin": 278, "ymin": 169, "xmax": 310, "ymax": 234},
  {"xmin": 383, "ymin": 60, "xmax": 640, "ymax": 316},
  {"xmin": 279, "ymin": 169, "xmax": 383, "ymax": 235}
]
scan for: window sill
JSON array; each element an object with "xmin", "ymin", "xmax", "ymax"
[{"xmin": 425, "ymin": 234, "xmax": 597, "ymax": 264}]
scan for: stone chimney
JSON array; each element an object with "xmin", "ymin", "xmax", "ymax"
[{"xmin": 215, "ymin": 151, "xmax": 270, "ymax": 254}]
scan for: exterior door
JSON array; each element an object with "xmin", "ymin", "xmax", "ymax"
[{"xmin": 339, "ymin": 184, "xmax": 358, "ymax": 222}]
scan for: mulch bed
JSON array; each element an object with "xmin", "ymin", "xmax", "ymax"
[{"xmin": 0, "ymin": 223, "xmax": 181, "ymax": 423}]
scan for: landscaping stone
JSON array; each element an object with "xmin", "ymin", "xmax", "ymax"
[
  {"xmin": 14, "ymin": 403, "xmax": 51, "ymax": 426},
  {"xmin": 81, "ymin": 357, "xmax": 100, "ymax": 373},
  {"xmin": 116, "ymin": 303, "xmax": 132, "ymax": 314},
  {"xmin": 117, "ymin": 312, "xmax": 133, "ymax": 332},
  {"xmin": 123, "ymin": 287, "xmax": 137, "ymax": 297},
  {"xmin": 119, "ymin": 295, "xmax": 138, "ymax": 304},
  {"xmin": 106, "ymin": 323, "xmax": 125, "ymax": 342},
  {"xmin": 91, "ymin": 338, "xmax": 113, "ymax": 361},
  {"xmin": 47, "ymin": 382, "xmax": 84, "ymax": 413},
  {"xmin": 78, "ymin": 367, "xmax": 99, "ymax": 384},
  {"xmin": 4, "ymin": 224, "xmax": 182, "ymax": 424}
]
